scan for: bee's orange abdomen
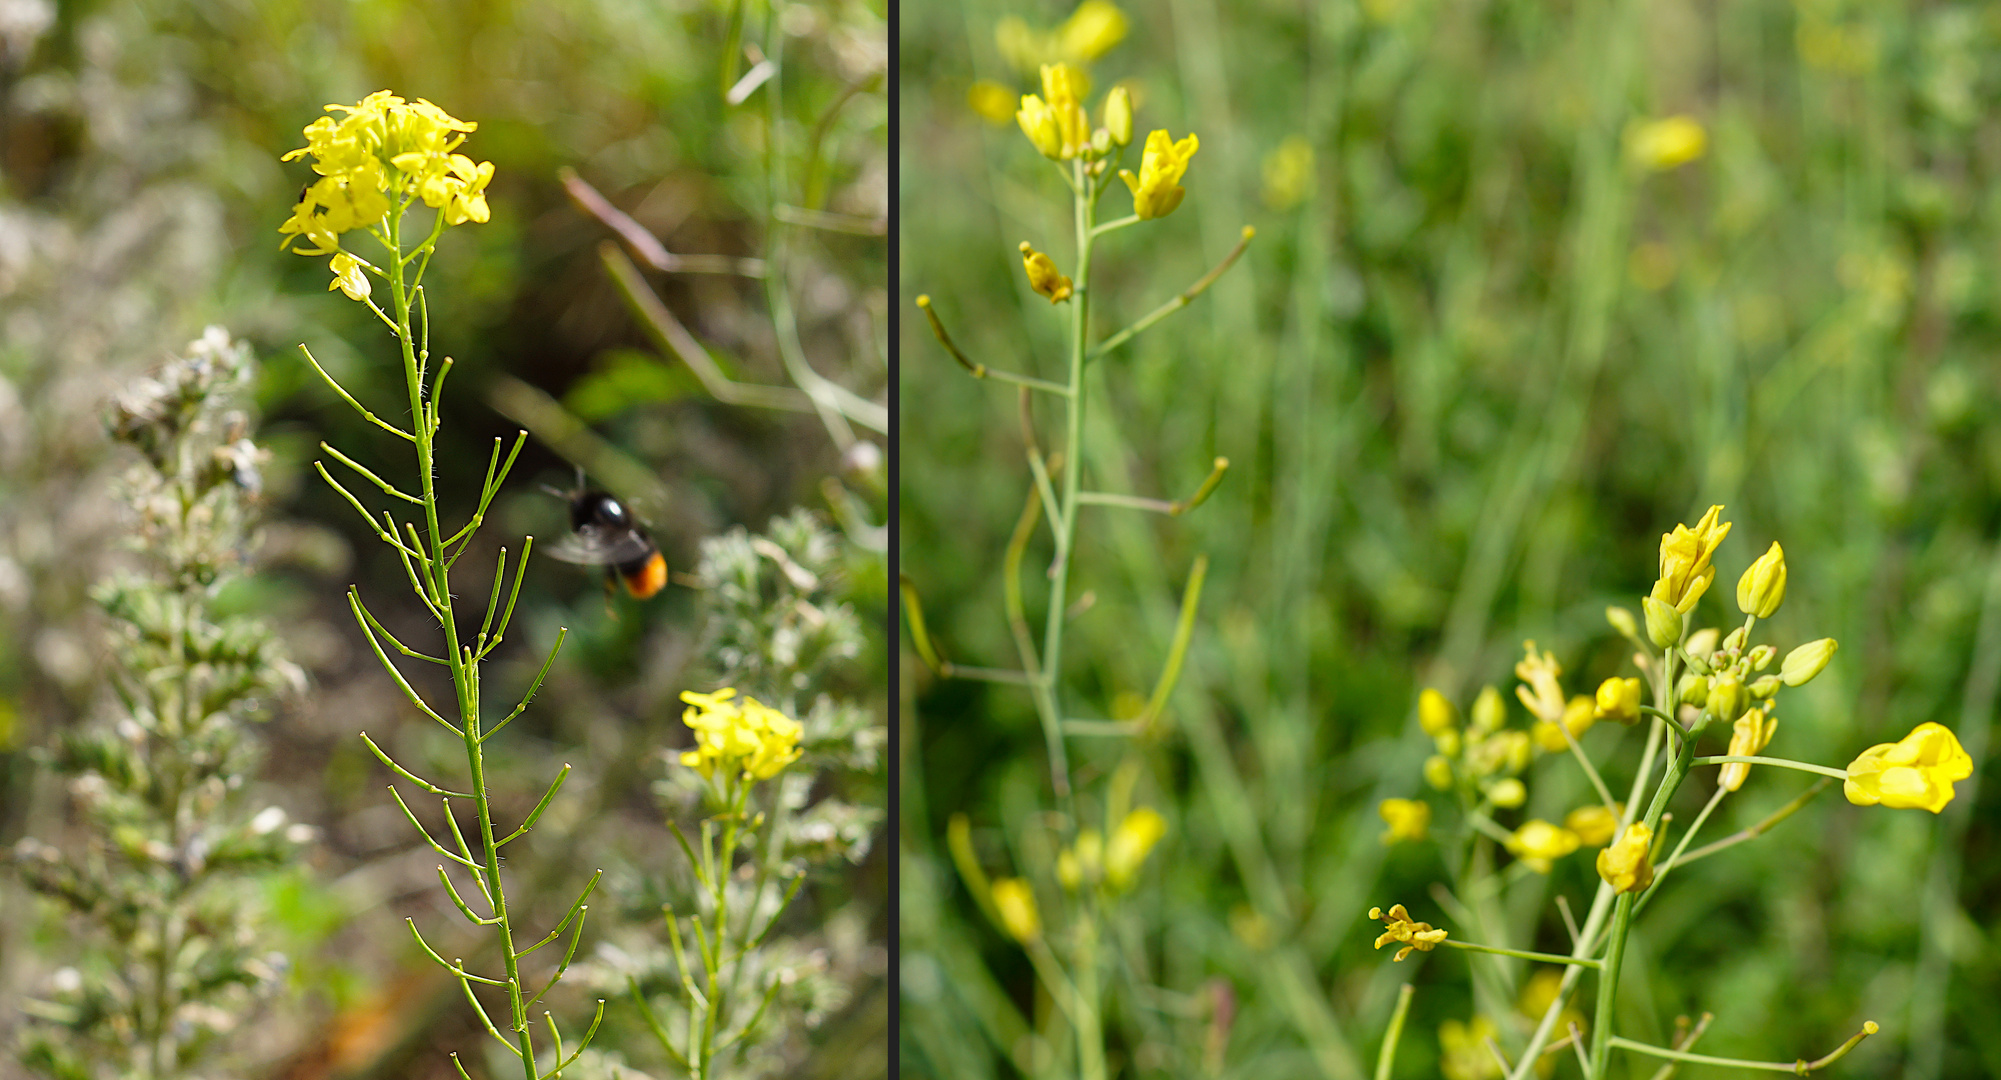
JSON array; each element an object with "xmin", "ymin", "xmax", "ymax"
[{"xmin": 622, "ymin": 550, "xmax": 668, "ymax": 599}]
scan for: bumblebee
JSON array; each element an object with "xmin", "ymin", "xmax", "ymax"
[{"xmin": 547, "ymin": 487, "xmax": 668, "ymax": 600}]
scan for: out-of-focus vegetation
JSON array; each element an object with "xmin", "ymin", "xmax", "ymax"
[
  {"xmin": 0, "ymin": 1, "xmax": 885, "ymax": 1077},
  {"xmin": 900, "ymin": 1, "xmax": 2001, "ymax": 1077}
]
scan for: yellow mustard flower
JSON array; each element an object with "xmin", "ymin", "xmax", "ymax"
[
  {"xmin": 1843, "ymin": 722, "xmax": 1973, "ymax": 813},
  {"xmin": 1737, "ymin": 541, "xmax": 1787, "ymax": 618},
  {"xmin": 1439, "ymin": 1016, "xmax": 1503, "ymax": 1080},
  {"xmin": 968, "ymin": 80, "xmax": 1018, "ymax": 125},
  {"xmin": 1534, "ymin": 695, "xmax": 1598, "ymax": 753},
  {"xmin": 1378, "ymin": 798, "xmax": 1431, "ymax": 843},
  {"xmin": 1040, "ymin": 62, "xmax": 1093, "ymax": 157},
  {"xmin": 1514, "ymin": 642, "xmax": 1567, "ymax": 725},
  {"xmin": 1596, "ymin": 823, "xmax": 1654, "ymax": 893},
  {"xmin": 1019, "ymin": 242, "xmax": 1073, "ymax": 303},
  {"xmin": 1625, "ymin": 115, "xmax": 1707, "ymax": 172},
  {"xmin": 1418, "ymin": 687, "xmax": 1459, "ymax": 736},
  {"xmin": 279, "ymin": 91, "xmax": 491, "ymax": 257},
  {"xmin": 1119, "ymin": 129, "xmax": 1198, "ymax": 220},
  {"xmin": 1106, "ymin": 806, "xmax": 1167, "ymax": 889},
  {"xmin": 678, "ymin": 687, "xmax": 803, "ymax": 782},
  {"xmin": 1506, "ymin": 820, "xmax": 1581, "ymax": 873},
  {"xmin": 1719, "ymin": 706, "xmax": 1778, "ymax": 791},
  {"xmin": 1564, "ymin": 803, "xmax": 1622, "ymax": 847},
  {"xmin": 1369, "ymin": 903, "xmax": 1447, "ymax": 961},
  {"xmin": 991, "ymin": 877, "xmax": 1041, "ymax": 942},
  {"xmin": 1595, "ymin": 676, "xmax": 1642, "ymax": 724},
  {"xmin": 328, "ymin": 252, "xmax": 372, "ymax": 301},
  {"xmin": 1651, "ymin": 505, "xmax": 1732, "ymax": 614}
]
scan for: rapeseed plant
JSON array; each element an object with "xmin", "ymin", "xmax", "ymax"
[
  {"xmin": 907, "ymin": 13, "xmax": 1255, "ymax": 1075},
  {"xmin": 1367, "ymin": 505, "xmax": 1970, "ymax": 1077},
  {"xmin": 288, "ymin": 91, "xmax": 604, "ymax": 1079}
]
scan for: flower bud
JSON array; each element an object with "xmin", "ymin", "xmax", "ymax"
[
  {"xmin": 1642, "ymin": 595, "xmax": 1683, "ymax": 649},
  {"xmin": 1746, "ymin": 643, "xmax": 1776, "ymax": 671},
  {"xmin": 1433, "ymin": 728, "xmax": 1461, "ymax": 758},
  {"xmin": 1418, "ymin": 687, "xmax": 1458, "ymax": 736},
  {"xmin": 1681, "ymin": 647, "xmax": 1712, "ymax": 676},
  {"xmin": 1016, "ymin": 95, "xmax": 1064, "ymax": 159},
  {"xmin": 1423, "ymin": 754, "xmax": 1454, "ymax": 790},
  {"xmin": 1470, "ymin": 685, "xmax": 1506, "ymax": 733},
  {"xmin": 1750, "ymin": 674, "xmax": 1781, "ymax": 700},
  {"xmin": 1564, "ymin": 803, "xmax": 1623, "ymax": 846},
  {"xmin": 1676, "ymin": 672, "xmax": 1707, "ymax": 708},
  {"xmin": 1737, "ymin": 541, "xmax": 1787, "ymax": 618},
  {"xmin": 1019, "ymin": 242, "xmax": 1074, "ymax": 303},
  {"xmin": 992, "ymin": 878, "xmax": 1041, "ymax": 941},
  {"xmin": 1606, "ymin": 605, "xmax": 1640, "ymax": 643},
  {"xmin": 1106, "ymin": 807, "xmax": 1167, "ymax": 890},
  {"xmin": 1708, "ymin": 670, "xmax": 1747, "ymax": 724},
  {"xmin": 1104, "ymin": 85, "xmax": 1133, "ymax": 146},
  {"xmin": 1781, "ymin": 638, "xmax": 1837, "ymax": 687},
  {"xmin": 1595, "ymin": 676, "xmax": 1642, "ymax": 724},
  {"xmin": 1596, "ymin": 823, "xmax": 1655, "ymax": 892},
  {"xmin": 1485, "ymin": 778, "xmax": 1526, "ymax": 808}
]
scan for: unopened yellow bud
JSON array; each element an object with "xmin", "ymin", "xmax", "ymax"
[
  {"xmin": 1708, "ymin": 670, "xmax": 1747, "ymax": 724},
  {"xmin": 1485, "ymin": 778, "xmax": 1526, "ymax": 809},
  {"xmin": 1596, "ymin": 823, "xmax": 1654, "ymax": 892},
  {"xmin": 1379, "ymin": 798, "xmax": 1431, "ymax": 843},
  {"xmin": 1016, "ymin": 95, "xmax": 1063, "ymax": 158},
  {"xmin": 1750, "ymin": 674, "xmax": 1781, "ymax": 700},
  {"xmin": 1433, "ymin": 727, "xmax": 1461, "ymax": 758},
  {"xmin": 1423, "ymin": 755, "xmax": 1454, "ymax": 790},
  {"xmin": 1595, "ymin": 676, "xmax": 1643, "ymax": 724},
  {"xmin": 1418, "ymin": 688, "xmax": 1458, "ymax": 736},
  {"xmin": 1606, "ymin": 605, "xmax": 1641, "ymax": 643},
  {"xmin": 1470, "ymin": 686, "xmax": 1506, "ymax": 733},
  {"xmin": 992, "ymin": 877, "xmax": 1041, "ymax": 941},
  {"xmin": 1642, "ymin": 595, "xmax": 1683, "ymax": 649},
  {"xmin": 1564, "ymin": 803, "xmax": 1623, "ymax": 846},
  {"xmin": 1781, "ymin": 638, "xmax": 1837, "ymax": 687},
  {"xmin": 1505, "ymin": 819, "xmax": 1581, "ymax": 873},
  {"xmin": 1106, "ymin": 807, "xmax": 1167, "ymax": 890},
  {"xmin": 1625, "ymin": 115, "xmax": 1707, "ymax": 172},
  {"xmin": 1020, "ymin": 242, "xmax": 1073, "ymax": 303},
  {"xmin": 1719, "ymin": 706, "xmax": 1778, "ymax": 791},
  {"xmin": 1737, "ymin": 541, "xmax": 1787, "ymax": 618},
  {"xmin": 1104, "ymin": 85, "xmax": 1133, "ymax": 146}
]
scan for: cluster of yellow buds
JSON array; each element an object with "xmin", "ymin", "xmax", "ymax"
[
  {"xmin": 676, "ymin": 688, "xmax": 803, "ymax": 783},
  {"xmin": 1416, "ymin": 685, "xmax": 1532, "ymax": 805},
  {"xmin": 1056, "ymin": 806, "xmax": 1167, "ymax": 892},
  {"xmin": 278, "ymin": 91, "xmax": 494, "ymax": 299}
]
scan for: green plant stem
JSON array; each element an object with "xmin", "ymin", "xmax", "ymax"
[
  {"xmin": 1689, "ymin": 755, "xmax": 1848, "ymax": 780},
  {"xmin": 386, "ymin": 205, "xmax": 538, "ymax": 1079},
  {"xmin": 1441, "ymin": 939, "xmax": 1603, "ymax": 969},
  {"xmin": 1374, "ymin": 984, "xmax": 1416, "ymax": 1080}
]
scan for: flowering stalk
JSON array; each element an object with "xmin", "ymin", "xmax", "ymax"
[{"xmin": 286, "ymin": 91, "xmax": 600, "ymax": 1080}]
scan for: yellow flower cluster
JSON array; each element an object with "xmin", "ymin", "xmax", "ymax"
[
  {"xmin": 1843, "ymin": 722, "xmax": 1973, "ymax": 813},
  {"xmin": 278, "ymin": 91, "xmax": 494, "ymax": 297},
  {"xmin": 1016, "ymin": 63, "xmax": 1094, "ymax": 160},
  {"xmin": 677, "ymin": 688, "xmax": 802, "ymax": 782},
  {"xmin": 1417, "ymin": 685, "xmax": 1533, "ymax": 803}
]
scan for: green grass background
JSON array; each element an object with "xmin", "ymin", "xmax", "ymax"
[{"xmin": 899, "ymin": 1, "xmax": 2001, "ymax": 1076}]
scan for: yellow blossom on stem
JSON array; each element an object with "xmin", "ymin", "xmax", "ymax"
[
  {"xmin": 1016, "ymin": 94, "xmax": 1065, "ymax": 159},
  {"xmin": 992, "ymin": 877, "xmax": 1041, "ymax": 942},
  {"xmin": 1651, "ymin": 505, "xmax": 1732, "ymax": 614},
  {"xmin": 1378, "ymin": 798, "xmax": 1430, "ymax": 843},
  {"xmin": 1719, "ymin": 706, "xmax": 1778, "ymax": 791},
  {"xmin": 1019, "ymin": 242, "xmax": 1074, "ymax": 303},
  {"xmin": 1119, "ymin": 129, "xmax": 1199, "ymax": 219},
  {"xmin": 1843, "ymin": 722, "xmax": 1973, "ymax": 813},
  {"xmin": 1564, "ymin": 803, "xmax": 1623, "ymax": 846},
  {"xmin": 279, "ymin": 90, "xmax": 491, "ymax": 253},
  {"xmin": 1369, "ymin": 903, "xmax": 1447, "ymax": 961},
  {"xmin": 1534, "ymin": 695, "xmax": 1598, "ymax": 752},
  {"xmin": 328, "ymin": 252, "xmax": 371, "ymax": 301},
  {"xmin": 677, "ymin": 687, "xmax": 803, "ymax": 782},
  {"xmin": 1105, "ymin": 806, "xmax": 1167, "ymax": 889},
  {"xmin": 1505, "ymin": 819, "xmax": 1581, "ymax": 873},
  {"xmin": 1514, "ymin": 642, "xmax": 1567, "ymax": 725},
  {"xmin": 1596, "ymin": 823, "xmax": 1655, "ymax": 892}
]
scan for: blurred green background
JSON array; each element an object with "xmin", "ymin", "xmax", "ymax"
[
  {"xmin": 900, "ymin": 0, "xmax": 2001, "ymax": 1077},
  {"xmin": 0, "ymin": 0, "xmax": 885, "ymax": 1076}
]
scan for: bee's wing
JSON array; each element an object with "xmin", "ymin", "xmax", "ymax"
[{"xmin": 546, "ymin": 524, "xmax": 655, "ymax": 566}]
